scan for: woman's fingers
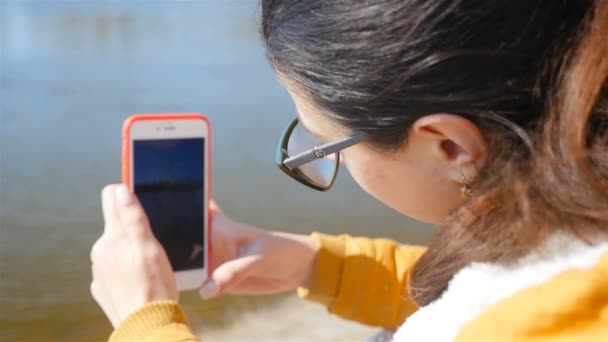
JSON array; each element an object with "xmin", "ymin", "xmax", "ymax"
[
  {"xmin": 114, "ymin": 185, "xmax": 152, "ymax": 240},
  {"xmin": 209, "ymin": 199, "xmax": 222, "ymax": 214},
  {"xmin": 199, "ymin": 254, "xmax": 263, "ymax": 299},
  {"xmin": 101, "ymin": 185, "xmax": 121, "ymax": 230},
  {"xmin": 102, "ymin": 184, "xmax": 152, "ymax": 240}
]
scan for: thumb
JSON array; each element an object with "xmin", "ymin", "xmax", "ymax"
[{"xmin": 199, "ymin": 254, "xmax": 262, "ymax": 299}]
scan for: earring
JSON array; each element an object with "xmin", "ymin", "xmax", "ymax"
[{"xmin": 460, "ymin": 169, "xmax": 473, "ymax": 199}]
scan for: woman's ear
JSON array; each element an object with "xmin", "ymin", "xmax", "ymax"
[{"xmin": 411, "ymin": 113, "xmax": 486, "ymax": 181}]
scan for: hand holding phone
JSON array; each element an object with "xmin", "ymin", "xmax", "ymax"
[
  {"xmin": 122, "ymin": 113, "xmax": 211, "ymax": 291},
  {"xmin": 197, "ymin": 200, "xmax": 319, "ymax": 300},
  {"xmin": 92, "ymin": 184, "xmax": 178, "ymax": 327}
]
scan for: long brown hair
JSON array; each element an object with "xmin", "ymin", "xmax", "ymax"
[{"xmin": 409, "ymin": 0, "xmax": 608, "ymax": 305}]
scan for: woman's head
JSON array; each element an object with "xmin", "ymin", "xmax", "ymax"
[
  {"xmin": 262, "ymin": 0, "xmax": 608, "ymax": 304},
  {"xmin": 283, "ymin": 85, "xmax": 487, "ymax": 223},
  {"xmin": 261, "ymin": 0, "xmax": 587, "ymax": 223}
]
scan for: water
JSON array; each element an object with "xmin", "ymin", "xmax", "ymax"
[{"xmin": 0, "ymin": 2, "xmax": 433, "ymax": 341}]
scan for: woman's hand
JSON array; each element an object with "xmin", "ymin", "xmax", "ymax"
[
  {"xmin": 91, "ymin": 184, "xmax": 177, "ymax": 327},
  {"xmin": 200, "ymin": 201, "xmax": 318, "ymax": 299}
]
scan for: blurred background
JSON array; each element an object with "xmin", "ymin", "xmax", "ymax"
[{"xmin": 0, "ymin": 1, "xmax": 433, "ymax": 341}]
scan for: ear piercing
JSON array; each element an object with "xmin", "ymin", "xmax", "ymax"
[{"xmin": 460, "ymin": 169, "xmax": 473, "ymax": 199}]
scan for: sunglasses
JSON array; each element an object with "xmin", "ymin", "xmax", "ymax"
[{"xmin": 276, "ymin": 117, "xmax": 363, "ymax": 191}]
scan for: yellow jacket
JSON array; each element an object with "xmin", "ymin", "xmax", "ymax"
[{"xmin": 108, "ymin": 233, "xmax": 608, "ymax": 341}]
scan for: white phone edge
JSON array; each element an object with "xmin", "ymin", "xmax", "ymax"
[{"xmin": 128, "ymin": 117, "xmax": 210, "ymax": 291}]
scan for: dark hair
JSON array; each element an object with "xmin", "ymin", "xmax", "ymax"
[{"xmin": 261, "ymin": 0, "xmax": 608, "ymax": 306}]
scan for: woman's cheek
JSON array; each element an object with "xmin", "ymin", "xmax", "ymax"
[{"xmin": 345, "ymin": 157, "xmax": 391, "ymax": 199}]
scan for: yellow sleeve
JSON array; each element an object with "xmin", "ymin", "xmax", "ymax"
[
  {"xmin": 297, "ymin": 232, "xmax": 427, "ymax": 329},
  {"xmin": 109, "ymin": 301, "xmax": 199, "ymax": 342}
]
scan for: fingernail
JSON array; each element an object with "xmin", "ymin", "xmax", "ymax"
[
  {"xmin": 116, "ymin": 185, "xmax": 133, "ymax": 207},
  {"xmin": 199, "ymin": 281, "xmax": 219, "ymax": 299}
]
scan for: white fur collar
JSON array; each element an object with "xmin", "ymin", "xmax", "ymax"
[{"xmin": 391, "ymin": 233, "xmax": 608, "ymax": 342}]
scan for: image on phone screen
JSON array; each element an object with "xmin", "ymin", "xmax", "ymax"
[{"xmin": 133, "ymin": 138, "xmax": 205, "ymax": 272}]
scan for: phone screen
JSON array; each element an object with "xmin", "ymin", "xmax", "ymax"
[{"xmin": 133, "ymin": 138, "xmax": 205, "ymax": 272}]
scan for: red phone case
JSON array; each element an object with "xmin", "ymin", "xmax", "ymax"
[{"xmin": 122, "ymin": 113, "xmax": 212, "ymax": 280}]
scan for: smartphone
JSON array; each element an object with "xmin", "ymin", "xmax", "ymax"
[{"xmin": 122, "ymin": 113, "xmax": 211, "ymax": 291}]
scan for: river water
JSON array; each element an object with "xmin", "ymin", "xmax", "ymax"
[{"xmin": 0, "ymin": 2, "xmax": 432, "ymax": 341}]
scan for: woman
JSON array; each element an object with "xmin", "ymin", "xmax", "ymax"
[{"xmin": 91, "ymin": 0, "xmax": 608, "ymax": 341}]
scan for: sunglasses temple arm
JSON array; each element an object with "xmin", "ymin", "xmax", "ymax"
[{"xmin": 283, "ymin": 135, "xmax": 363, "ymax": 170}]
